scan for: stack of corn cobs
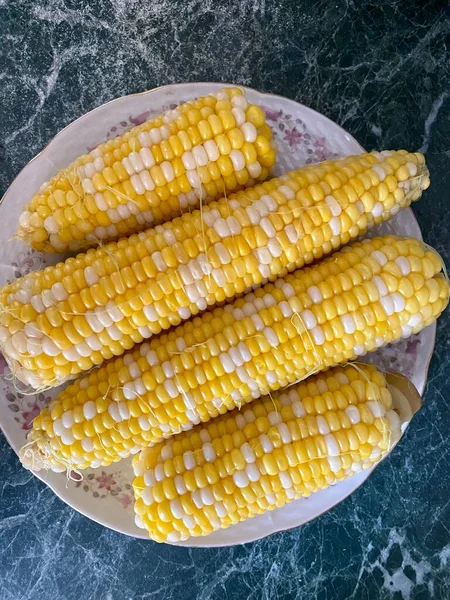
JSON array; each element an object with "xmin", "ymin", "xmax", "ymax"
[{"xmin": 3, "ymin": 87, "xmax": 448, "ymax": 543}]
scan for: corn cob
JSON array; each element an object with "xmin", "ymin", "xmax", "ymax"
[
  {"xmin": 21, "ymin": 236, "xmax": 448, "ymax": 472},
  {"xmin": 132, "ymin": 364, "xmax": 411, "ymax": 542},
  {"xmin": 1, "ymin": 151, "xmax": 429, "ymax": 389},
  {"xmin": 17, "ymin": 87, "xmax": 275, "ymax": 253}
]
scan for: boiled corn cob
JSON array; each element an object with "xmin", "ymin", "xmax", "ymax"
[
  {"xmin": 132, "ymin": 364, "xmax": 410, "ymax": 542},
  {"xmin": 21, "ymin": 236, "xmax": 448, "ymax": 472},
  {"xmin": 17, "ymin": 87, "xmax": 275, "ymax": 253},
  {"xmin": 1, "ymin": 151, "xmax": 429, "ymax": 389}
]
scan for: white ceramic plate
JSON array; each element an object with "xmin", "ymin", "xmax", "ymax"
[{"xmin": 0, "ymin": 83, "xmax": 435, "ymax": 547}]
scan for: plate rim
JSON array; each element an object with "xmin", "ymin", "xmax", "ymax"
[{"xmin": 0, "ymin": 82, "xmax": 435, "ymax": 547}]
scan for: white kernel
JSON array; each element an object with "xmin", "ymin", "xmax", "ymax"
[
  {"xmin": 247, "ymin": 161, "xmax": 262, "ymax": 178},
  {"xmin": 118, "ymin": 402, "xmax": 130, "ymax": 420},
  {"xmin": 278, "ymin": 185, "xmax": 295, "ymax": 200},
  {"xmin": 161, "ymin": 161, "xmax": 175, "ymax": 182},
  {"xmin": 192, "ymin": 145, "xmax": 208, "ymax": 167},
  {"xmin": 316, "ymin": 415, "xmax": 330, "ymax": 435},
  {"xmin": 402, "ymin": 324, "xmax": 413, "ymax": 338},
  {"xmin": 84, "ymin": 266, "xmax": 99, "ymax": 286},
  {"xmin": 182, "ymin": 151, "xmax": 196, "ymax": 170},
  {"xmin": 106, "ymin": 324, "xmax": 121, "ymax": 341},
  {"xmin": 292, "ymin": 400, "xmax": 306, "ymax": 418},
  {"xmin": 200, "ymin": 489, "xmax": 214, "ymax": 506},
  {"xmin": 246, "ymin": 206, "xmax": 261, "ymax": 225},
  {"xmin": 169, "ymin": 498, "xmax": 184, "ymax": 519},
  {"xmin": 129, "ymin": 151, "xmax": 144, "ymax": 173},
  {"xmin": 241, "ymin": 122, "xmax": 257, "ymax": 143},
  {"xmin": 395, "ymin": 257, "xmax": 411, "ymax": 275},
  {"xmin": 232, "ymin": 94, "xmax": 248, "ymax": 110},
  {"xmin": 311, "ymin": 325, "xmax": 325, "ymax": 345},
  {"xmin": 250, "ymin": 314, "xmax": 264, "ymax": 331},
  {"xmin": 345, "ymin": 405, "xmax": 361, "ymax": 424},
  {"xmin": 300, "ymin": 309, "xmax": 317, "ymax": 330},
  {"xmin": 367, "ymin": 401, "xmax": 386, "ymax": 418},
  {"xmin": 372, "ymin": 202, "xmax": 383, "ymax": 218},
  {"xmin": 285, "ymin": 224, "xmax": 299, "ymax": 244},
  {"xmin": 229, "ymin": 347, "xmax": 244, "ymax": 367},
  {"xmin": 81, "ymin": 438, "xmax": 94, "ymax": 452},
  {"xmin": 83, "ymin": 401, "xmax": 96, "ymax": 420},
  {"xmin": 86, "ymin": 312, "xmax": 104, "ymax": 333},
  {"xmin": 214, "ymin": 218, "xmax": 231, "ymax": 238},
  {"xmin": 391, "ymin": 292, "xmax": 406, "ymax": 313},
  {"xmin": 279, "ymin": 471, "xmax": 293, "ymax": 489},
  {"xmin": 227, "ymin": 216, "xmax": 241, "ymax": 235},
  {"xmin": 307, "ymin": 286, "xmax": 322, "ymax": 304},
  {"xmin": 407, "ymin": 162, "xmax": 417, "ymax": 177},
  {"xmin": 329, "ymin": 217, "xmax": 341, "ymax": 236},
  {"xmin": 324, "ymin": 433, "xmax": 339, "ymax": 457},
  {"xmin": 325, "ymin": 195, "xmax": 342, "ymax": 216},
  {"xmin": 263, "ymin": 327, "xmax": 278, "ymax": 348},
  {"xmin": 130, "ymin": 173, "xmax": 145, "ymax": 195},
  {"xmin": 215, "ymin": 242, "xmax": 231, "ymax": 264},
  {"xmin": 219, "ymin": 352, "xmax": 235, "ymax": 374},
  {"xmin": 381, "ymin": 296, "xmax": 395, "ymax": 316},
  {"xmin": 82, "ymin": 178, "xmax": 96, "ymax": 194},
  {"xmin": 328, "ymin": 456, "xmax": 342, "ymax": 473},
  {"xmin": 278, "ymin": 422, "xmax": 292, "ymax": 443},
  {"xmin": 154, "ymin": 464, "xmax": 165, "ymax": 482},
  {"xmin": 203, "ymin": 139, "xmax": 220, "ymax": 161},
  {"xmin": 231, "ymin": 107, "xmax": 246, "ymax": 126},
  {"xmin": 149, "ymin": 127, "xmax": 162, "ymax": 144},
  {"xmin": 372, "ymin": 276, "xmax": 388, "ymax": 297},
  {"xmin": 30, "ymin": 295, "xmax": 45, "ymax": 313},
  {"xmin": 229, "ymin": 149, "xmax": 245, "ymax": 171},
  {"xmin": 371, "ymin": 251, "xmax": 388, "ymax": 266},
  {"xmin": 245, "ymin": 464, "xmax": 261, "ymax": 482},
  {"xmin": 408, "ymin": 313, "xmax": 422, "ymax": 328},
  {"xmin": 260, "ymin": 217, "xmax": 276, "ymax": 238},
  {"xmin": 53, "ymin": 418, "xmax": 64, "ymax": 436},
  {"xmin": 233, "ymin": 471, "xmax": 249, "ymax": 488},
  {"xmin": 183, "ymin": 452, "xmax": 196, "ymax": 471},
  {"xmin": 372, "ymin": 165, "xmax": 386, "ymax": 181},
  {"xmin": 137, "ymin": 132, "xmax": 151, "ymax": 147},
  {"xmin": 142, "ymin": 488, "xmax": 154, "ymax": 506},
  {"xmin": 259, "ymin": 434, "xmax": 273, "ymax": 453},
  {"xmin": 341, "ymin": 314, "xmax": 356, "ymax": 334},
  {"xmin": 282, "ymin": 283, "xmax": 295, "ymax": 298},
  {"xmin": 42, "ymin": 337, "xmax": 60, "ymax": 357},
  {"xmin": 61, "ymin": 431, "xmax": 75, "ymax": 446},
  {"xmin": 62, "ymin": 347, "xmax": 79, "ymax": 361},
  {"xmin": 151, "ymin": 251, "xmax": 166, "ymax": 272}
]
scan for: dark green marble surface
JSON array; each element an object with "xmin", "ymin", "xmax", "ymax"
[{"xmin": 1, "ymin": 1, "xmax": 450, "ymax": 598}]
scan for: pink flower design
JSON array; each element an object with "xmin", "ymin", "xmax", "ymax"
[
  {"xmin": 262, "ymin": 107, "xmax": 283, "ymax": 122},
  {"xmin": 9, "ymin": 252, "xmax": 46, "ymax": 280},
  {"xmin": 129, "ymin": 111, "xmax": 151, "ymax": 126},
  {"xmin": 118, "ymin": 494, "xmax": 133, "ymax": 508},
  {"xmin": 96, "ymin": 472, "xmax": 117, "ymax": 490},
  {"xmin": 283, "ymin": 127, "xmax": 303, "ymax": 148},
  {"xmin": 313, "ymin": 136, "xmax": 327, "ymax": 148}
]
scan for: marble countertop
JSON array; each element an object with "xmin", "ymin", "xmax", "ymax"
[{"xmin": 1, "ymin": 1, "xmax": 450, "ymax": 598}]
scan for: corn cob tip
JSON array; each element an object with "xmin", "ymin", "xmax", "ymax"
[{"xmin": 19, "ymin": 438, "xmax": 67, "ymax": 473}]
